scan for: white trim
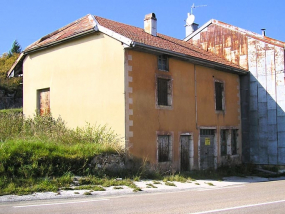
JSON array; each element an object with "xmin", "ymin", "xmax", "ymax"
[
  {"xmin": 97, "ymin": 25, "xmax": 134, "ymax": 47},
  {"xmin": 184, "ymin": 19, "xmax": 213, "ymax": 41}
]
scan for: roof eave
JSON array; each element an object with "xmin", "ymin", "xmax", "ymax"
[
  {"xmin": 7, "ymin": 52, "xmax": 25, "ymax": 78},
  {"xmin": 133, "ymin": 42, "xmax": 247, "ymax": 75}
]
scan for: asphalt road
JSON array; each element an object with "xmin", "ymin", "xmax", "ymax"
[{"xmin": 1, "ymin": 179, "xmax": 285, "ymax": 214}]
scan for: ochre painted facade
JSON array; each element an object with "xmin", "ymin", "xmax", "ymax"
[
  {"xmin": 23, "ymin": 33, "xmax": 126, "ymax": 138},
  {"xmin": 126, "ymin": 49, "xmax": 241, "ymax": 170}
]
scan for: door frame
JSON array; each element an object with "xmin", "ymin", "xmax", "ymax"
[
  {"xmin": 198, "ymin": 127, "xmax": 217, "ymax": 170},
  {"xmin": 179, "ymin": 132, "xmax": 194, "ymax": 171}
]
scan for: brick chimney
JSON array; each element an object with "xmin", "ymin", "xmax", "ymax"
[{"xmin": 144, "ymin": 13, "xmax": 157, "ymax": 36}]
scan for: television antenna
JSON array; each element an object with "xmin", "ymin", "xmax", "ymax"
[
  {"xmin": 190, "ymin": 3, "xmax": 207, "ymax": 14},
  {"xmin": 186, "ymin": 3, "xmax": 207, "ymax": 26}
]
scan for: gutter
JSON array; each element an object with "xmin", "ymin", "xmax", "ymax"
[{"xmin": 132, "ymin": 42, "xmax": 247, "ymax": 75}]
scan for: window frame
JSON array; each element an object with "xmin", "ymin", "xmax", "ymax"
[
  {"xmin": 220, "ymin": 129, "xmax": 228, "ymax": 156},
  {"xmin": 214, "ymin": 80, "xmax": 225, "ymax": 112},
  {"xmin": 155, "ymin": 74, "xmax": 173, "ymax": 109},
  {"xmin": 157, "ymin": 133, "xmax": 173, "ymax": 163},
  {"xmin": 231, "ymin": 129, "xmax": 238, "ymax": 155},
  {"xmin": 158, "ymin": 55, "xmax": 169, "ymax": 71}
]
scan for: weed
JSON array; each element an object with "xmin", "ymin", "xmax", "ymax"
[
  {"xmin": 164, "ymin": 181, "xmax": 176, "ymax": 187},
  {"xmin": 113, "ymin": 186, "xmax": 123, "ymax": 190},
  {"xmin": 146, "ymin": 183, "xmax": 157, "ymax": 188},
  {"xmin": 195, "ymin": 183, "xmax": 200, "ymax": 185},
  {"xmin": 73, "ymin": 185, "xmax": 105, "ymax": 191},
  {"xmin": 133, "ymin": 176, "xmax": 140, "ymax": 181},
  {"xmin": 153, "ymin": 181, "xmax": 161, "ymax": 184},
  {"xmin": 83, "ymin": 191, "xmax": 92, "ymax": 195},
  {"xmin": 74, "ymin": 192, "xmax": 80, "ymax": 194},
  {"xmin": 132, "ymin": 187, "xmax": 142, "ymax": 192},
  {"xmin": 205, "ymin": 182, "xmax": 214, "ymax": 186}
]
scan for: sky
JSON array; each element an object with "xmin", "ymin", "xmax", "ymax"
[{"xmin": 1, "ymin": 0, "xmax": 284, "ymax": 55}]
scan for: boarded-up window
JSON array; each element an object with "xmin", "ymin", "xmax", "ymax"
[
  {"xmin": 231, "ymin": 129, "xmax": 238, "ymax": 155},
  {"xmin": 158, "ymin": 55, "xmax": 168, "ymax": 71},
  {"xmin": 38, "ymin": 88, "xmax": 50, "ymax": 116},
  {"xmin": 220, "ymin": 129, "xmax": 227, "ymax": 156},
  {"xmin": 157, "ymin": 78, "xmax": 171, "ymax": 106},
  {"xmin": 158, "ymin": 135, "xmax": 171, "ymax": 162},
  {"xmin": 215, "ymin": 82, "xmax": 224, "ymax": 111}
]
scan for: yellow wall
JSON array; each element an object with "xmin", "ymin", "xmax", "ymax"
[
  {"xmin": 23, "ymin": 33, "xmax": 126, "ymax": 138},
  {"xmin": 127, "ymin": 50, "xmax": 241, "ymax": 169}
]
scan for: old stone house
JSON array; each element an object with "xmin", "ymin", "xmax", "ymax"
[
  {"xmin": 8, "ymin": 13, "xmax": 247, "ymax": 171},
  {"xmin": 185, "ymin": 19, "xmax": 285, "ymax": 166}
]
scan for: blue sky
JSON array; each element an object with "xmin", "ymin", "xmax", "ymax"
[{"xmin": 1, "ymin": 0, "xmax": 284, "ymax": 55}]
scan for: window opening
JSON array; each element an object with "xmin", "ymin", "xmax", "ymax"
[
  {"xmin": 38, "ymin": 88, "xmax": 50, "ymax": 116},
  {"xmin": 220, "ymin": 129, "xmax": 227, "ymax": 156},
  {"xmin": 157, "ymin": 78, "xmax": 171, "ymax": 106},
  {"xmin": 158, "ymin": 135, "xmax": 171, "ymax": 162},
  {"xmin": 215, "ymin": 81, "xmax": 224, "ymax": 111},
  {"xmin": 158, "ymin": 55, "xmax": 169, "ymax": 71},
  {"xmin": 231, "ymin": 130, "xmax": 238, "ymax": 155}
]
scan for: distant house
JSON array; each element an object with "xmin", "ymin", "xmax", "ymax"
[
  {"xmin": 185, "ymin": 19, "xmax": 285, "ymax": 165},
  {"xmin": 8, "ymin": 14, "xmax": 247, "ymax": 171}
]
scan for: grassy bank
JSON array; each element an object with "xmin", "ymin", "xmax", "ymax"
[{"xmin": 0, "ymin": 109, "xmax": 128, "ymax": 195}]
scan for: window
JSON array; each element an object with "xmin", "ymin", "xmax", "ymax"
[
  {"xmin": 215, "ymin": 81, "xmax": 224, "ymax": 111},
  {"xmin": 37, "ymin": 88, "xmax": 50, "ymax": 116},
  {"xmin": 158, "ymin": 55, "xmax": 169, "ymax": 71},
  {"xmin": 157, "ymin": 77, "xmax": 172, "ymax": 106},
  {"xmin": 231, "ymin": 130, "xmax": 238, "ymax": 155},
  {"xmin": 220, "ymin": 129, "xmax": 227, "ymax": 156},
  {"xmin": 158, "ymin": 135, "xmax": 172, "ymax": 162}
]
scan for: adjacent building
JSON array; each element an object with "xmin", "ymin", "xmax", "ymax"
[{"xmin": 185, "ymin": 19, "xmax": 285, "ymax": 165}]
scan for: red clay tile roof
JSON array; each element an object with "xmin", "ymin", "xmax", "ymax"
[
  {"xmin": 95, "ymin": 16, "xmax": 245, "ymax": 71},
  {"xmin": 25, "ymin": 15, "xmax": 95, "ymax": 52},
  {"xmin": 23, "ymin": 14, "xmax": 246, "ymax": 72}
]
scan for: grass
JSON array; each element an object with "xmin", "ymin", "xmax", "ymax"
[
  {"xmin": 164, "ymin": 181, "xmax": 176, "ymax": 187},
  {"xmin": 113, "ymin": 186, "xmax": 123, "ymax": 190},
  {"xmin": 205, "ymin": 182, "xmax": 214, "ymax": 186},
  {"xmin": 73, "ymin": 185, "xmax": 105, "ymax": 191},
  {"xmin": 153, "ymin": 181, "xmax": 161, "ymax": 184},
  {"xmin": 146, "ymin": 183, "xmax": 157, "ymax": 188}
]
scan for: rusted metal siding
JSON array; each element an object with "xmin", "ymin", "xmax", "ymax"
[{"xmin": 188, "ymin": 22, "xmax": 285, "ymax": 165}]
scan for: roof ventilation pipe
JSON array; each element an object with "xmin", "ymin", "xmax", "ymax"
[
  {"xmin": 144, "ymin": 13, "xmax": 157, "ymax": 36},
  {"xmin": 261, "ymin": 29, "xmax": 266, "ymax": 36}
]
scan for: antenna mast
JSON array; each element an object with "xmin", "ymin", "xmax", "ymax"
[{"xmin": 190, "ymin": 3, "xmax": 207, "ymax": 14}]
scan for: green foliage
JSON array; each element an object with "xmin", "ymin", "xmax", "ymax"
[
  {"xmin": 164, "ymin": 181, "xmax": 176, "ymax": 186},
  {"xmin": 8, "ymin": 40, "xmax": 22, "ymax": 56},
  {"xmin": 0, "ymin": 52, "xmax": 22, "ymax": 93}
]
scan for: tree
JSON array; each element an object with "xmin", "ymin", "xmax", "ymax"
[
  {"xmin": 8, "ymin": 40, "xmax": 22, "ymax": 57},
  {"xmin": 0, "ymin": 40, "xmax": 23, "ymax": 93},
  {"xmin": 0, "ymin": 52, "xmax": 22, "ymax": 93}
]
